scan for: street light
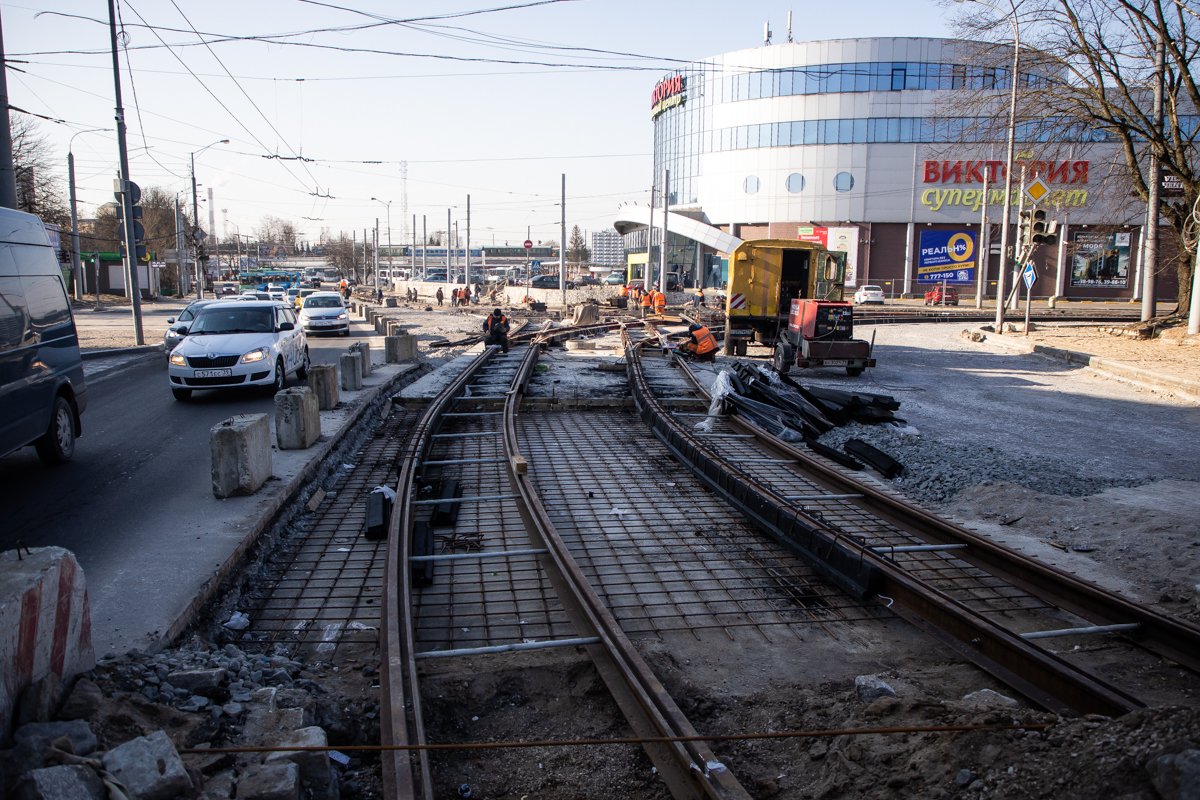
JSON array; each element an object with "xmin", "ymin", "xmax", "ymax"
[
  {"xmin": 191, "ymin": 139, "xmax": 229, "ymax": 299},
  {"xmin": 67, "ymin": 128, "xmax": 107, "ymax": 302},
  {"xmin": 371, "ymin": 197, "xmax": 392, "ymax": 296},
  {"xmin": 957, "ymin": 0, "xmax": 1020, "ymax": 330}
]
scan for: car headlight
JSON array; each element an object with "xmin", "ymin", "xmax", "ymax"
[
  {"xmin": 336, "ymin": 312, "xmax": 348, "ymax": 320},
  {"xmin": 240, "ymin": 347, "xmax": 269, "ymax": 364},
  {"xmin": 169, "ymin": 352, "xmax": 187, "ymax": 366}
]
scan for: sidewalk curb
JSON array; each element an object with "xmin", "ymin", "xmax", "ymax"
[
  {"xmin": 153, "ymin": 362, "xmax": 421, "ymax": 652},
  {"xmin": 981, "ymin": 329, "xmax": 1200, "ymax": 403},
  {"xmin": 81, "ymin": 345, "xmax": 162, "ymax": 360}
]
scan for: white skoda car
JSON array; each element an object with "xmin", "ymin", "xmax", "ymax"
[{"xmin": 167, "ymin": 301, "xmax": 309, "ymax": 401}]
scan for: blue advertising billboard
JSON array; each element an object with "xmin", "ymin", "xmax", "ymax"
[{"xmin": 917, "ymin": 230, "xmax": 976, "ymax": 283}]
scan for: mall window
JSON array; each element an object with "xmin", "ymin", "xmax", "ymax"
[
  {"xmin": 834, "ymin": 172, "xmax": 854, "ymax": 192},
  {"xmin": 890, "ymin": 67, "xmax": 906, "ymax": 91},
  {"xmin": 785, "ymin": 173, "xmax": 805, "ymax": 193},
  {"xmin": 744, "ymin": 175, "xmax": 761, "ymax": 194}
]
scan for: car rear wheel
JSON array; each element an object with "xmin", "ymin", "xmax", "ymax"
[
  {"xmin": 296, "ymin": 347, "xmax": 310, "ymax": 381},
  {"xmin": 172, "ymin": 387, "xmax": 193, "ymax": 402},
  {"xmin": 35, "ymin": 395, "xmax": 76, "ymax": 464}
]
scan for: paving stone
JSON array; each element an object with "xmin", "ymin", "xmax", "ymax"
[
  {"xmin": 13, "ymin": 764, "xmax": 105, "ymax": 800},
  {"xmin": 264, "ymin": 727, "xmax": 339, "ymax": 800},
  {"xmin": 235, "ymin": 762, "xmax": 301, "ymax": 800},
  {"xmin": 166, "ymin": 668, "xmax": 227, "ymax": 696},
  {"xmin": 101, "ymin": 730, "xmax": 193, "ymax": 800}
]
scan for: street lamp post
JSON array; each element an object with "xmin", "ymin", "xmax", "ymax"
[
  {"xmin": 190, "ymin": 139, "xmax": 228, "ymax": 299},
  {"xmin": 370, "ymin": 197, "xmax": 392, "ymax": 293},
  {"xmin": 67, "ymin": 128, "xmax": 106, "ymax": 300},
  {"xmin": 958, "ymin": 0, "xmax": 1020, "ymax": 330}
]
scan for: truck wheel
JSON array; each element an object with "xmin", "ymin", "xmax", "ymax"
[
  {"xmin": 773, "ymin": 342, "xmax": 794, "ymax": 374},
  {"xmin": 846, "ymin": 366, "xmax": 865, "ymax": 377}
]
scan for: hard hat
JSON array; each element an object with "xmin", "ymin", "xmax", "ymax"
[{"xmin": 688, "ymin": 323, "xmax": 702, "ymax": 332}]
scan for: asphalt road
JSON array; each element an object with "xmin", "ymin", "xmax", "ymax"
[{"xmin": 0, "ymin": 330, "xmax": 366, "ymax": 602}]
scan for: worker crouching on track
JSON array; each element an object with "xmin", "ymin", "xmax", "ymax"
[
  {"xmin": 483, "ymin": 308, "xmax": 510, "ymax": 353},
  {"xmin": 675, "ymin": 323, "xmax": 719, "ymax": 362}
]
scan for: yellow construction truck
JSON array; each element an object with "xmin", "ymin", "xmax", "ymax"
[{"xmin": 723, "ymin": 239, "xmax": 874, "ymax": 375}]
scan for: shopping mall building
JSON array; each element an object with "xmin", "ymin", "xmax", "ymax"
[{"xmin": 614, "ymin": 36, "xmax": 1179, "ymax": 301}]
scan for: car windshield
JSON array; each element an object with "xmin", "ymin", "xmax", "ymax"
[
  {"xmin": 304, "ymin": 296, "xmax": 343, "ymax": 309},
  {"xmin": 863, "ymin": 286, "xmax": 881, "ymax": 291},
  {"xmin": 190, "ymin": 307, "xmax": 275, "ymax": 335}
]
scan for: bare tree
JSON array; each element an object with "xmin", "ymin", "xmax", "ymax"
[
  {"xmin": 255, "ymin": 215, "xmax": 299, "ymax": 251},
  {"xmin": 10, "ymin": 116, "xmax": 69, "ymax": 232},
  {"xmin": 948, "ymin": 0, "xmax": 1200, "ymax": 316}
]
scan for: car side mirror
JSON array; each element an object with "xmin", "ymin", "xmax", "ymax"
[{"xmin": 278, "ymin": 322, "xmax": 295, "ymax": 331}]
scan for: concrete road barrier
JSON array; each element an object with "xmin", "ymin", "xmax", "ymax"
[
  {"xmin": 307, "ymin": 364, "xmax": 339, "ymax": 410},
  {"xmin": 274, "ymin": 387, "xmax": 321, "ymax": 450},
  {"xmin": 339, "ymin": 353, "xmax": 363, "ymax": 391},
  {"xmin": 211, "ymin": 414, "xmax": 272, "ymax": 498},
  {"xmin": 0, "ymin": 546, "xmax": 94, "ymax": 743},
  {"xmin": 385, "ymin": 334, "xmax": 417, "ymax": 363},
  {"xmin": 349, "ymin": 341, "xmax": 372, "ymax": 377}
]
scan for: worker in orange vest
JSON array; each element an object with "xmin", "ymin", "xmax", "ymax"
[
  {"xmin": 677, "ymin": 323, "xmax": 719, "ymax": 362},
  {"xmin": 652, "ymin": 285, "xmax": 667, "ymax": 315},
  {"xmin": 639, "ymin": 284, "xmax": 653, "ymax": 318}
]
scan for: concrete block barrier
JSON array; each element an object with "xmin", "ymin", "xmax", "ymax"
[
  {"xmin": 0, "ymin": 546, "xmax": 94, "ymax": 743},
  {"xmin": 374, "ymin": 315, "xmax": 389, "ymax": 335},
  {"xmin": 339, "ymin": 353, "xmax": 363, "ymax": 391},
  {"xmin": 274, "ymin": 387, "xmax": 321, "ymax": 450},
  {"xmin": 210, "ymin": 414, "xmax": 272, "ymax": 498},
  {"xmin": 350, "ymin": 341, "xmax": 372, "ymax": 377},
  {"xmin": 384, "ymin": 296, "xmax": 397, "ymax": 307},
  {"xmin": 385, "ymin": 334, "xmax": 417, "ymax": 363},
  {"xmin": 386, "ymin": 320, "xmax": 407, "ymax": 337},
  {"xmin": 307, "ymin": 365, "xmax": 339, "ymax": 410}
]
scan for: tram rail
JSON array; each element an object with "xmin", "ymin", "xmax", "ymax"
[{"xmin": 622, "ymin": 328, "xmax": 1200, "ymax": 718}]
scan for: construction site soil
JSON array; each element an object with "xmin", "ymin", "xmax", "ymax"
[{"xmin": 31, "ymin": 302, "xmax": 1199, "ymax": 799}]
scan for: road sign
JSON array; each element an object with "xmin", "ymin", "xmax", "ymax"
[
  {"xmin": 191, "ymin": 228, "xmax": 208, "ymax": 243},
  {"xmin": 531, "ymin": 260, "xmax": 541, "ymax": 268},
  {"xmin": 1025, "ymin": 177, "xmax": 1050, "ymax": 204},
  {"xmin": 523, "ymin": 239, "xmax": 533, "ymax": 250},
  {"xmin": 1022, "ymin": 262, "xmax": 1037, "ymax": 289}
]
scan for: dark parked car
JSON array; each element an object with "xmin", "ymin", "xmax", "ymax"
[
  {"xmin": 530, "ymin": 274, "xmax": 562, "ymax": 290},
  {"xmin": 0, "ymin": 207, "xmax": 88, "ymax": 463}
]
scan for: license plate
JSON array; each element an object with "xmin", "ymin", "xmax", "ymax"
[
  {"xmin": 820, "ymin": 360, "xmax": 847, "ymax": 366},
  {"xmin": 194, "ymin": 368, "xmax": 232, "ymax": 378}
]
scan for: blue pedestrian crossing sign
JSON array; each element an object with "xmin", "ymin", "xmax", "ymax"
[{"xmin": 1022, "ymin": 262, "xmax": 1037, "ymax": 289}]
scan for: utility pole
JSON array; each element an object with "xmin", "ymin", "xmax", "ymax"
[
  {"xmin": 107, "ymin": 0, "xmax": 144, "ymax": 344},
  {"xmin": 422, "ymin": 215, "xmax": 427, "ymax": 278},
  {"xmin": 1141, "ymin": 32, "xmax": 1165, "ymax": 322},
  {"xmin": 412, "ymin": 213, "xmax": 416, "ymax": 278},
  {"xmin": 465, "ymin": 194, "xmax": 471, "ymax": 288},
  {"xmin": 68, "ymin": 150, "xmax": 83, "ymax": 299},
  {"xmin": 374, "ymin": 218, "xmax": 380, "ymax": 294},
  {"xmin": 660, "ymin": 169, "xmax": 670, "ymax": 293},
  {"xmin": 0, "ymin": 8, "xmax": 18, "ymax": 208},
  {"xmin": 647, "ymin": 179, "xmax": 656, "ymax": 292},
  {"xmin": 560, "ymin": 174, "xmax": 567, "ymax": 307},
  {"xmin": 446, "ymin": 208, "xmax": 451, "ymax": 277}
]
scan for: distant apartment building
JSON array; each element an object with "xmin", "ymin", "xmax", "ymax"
[{"xmin": 590, "ymin": 229, "xmax": 623, "ymax": 266}]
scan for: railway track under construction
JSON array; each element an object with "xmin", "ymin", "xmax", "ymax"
[{"xmin": 369, "ymin": 314, "xmax": 1200, "ymax": 799}]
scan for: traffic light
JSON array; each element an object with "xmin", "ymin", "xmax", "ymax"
[
  {"xmin": 1018, "ymin": 209, "xmax": 1033, "ymax": 248},
  {"xmin": 1031, "ymin": 209, "xmax": 1058, "ymax": 245},
  {"xmin": 114, "ymin": 180, "xmax": 147, "ymax": 262}
]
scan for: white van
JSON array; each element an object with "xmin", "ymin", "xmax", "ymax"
[{"xmin": 0, "ymin": 207, "xmax": 88, "ymax": 463}]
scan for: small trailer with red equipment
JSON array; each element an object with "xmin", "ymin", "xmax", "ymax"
[{"xmin": 772, "ymin": 298, "xmax": 876, "ymax": 377}]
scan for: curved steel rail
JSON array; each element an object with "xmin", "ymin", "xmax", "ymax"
[
  {"xmin": 623, "ymin": 331, "xmax": 1148, "ymax": 716},
  {"xmin": 383, "ymin": 325, "xmax": 751, "ymax": 799},
  {"xmin": 671, "ymin": 356, "xmax": 1200, "ymax": 679}
]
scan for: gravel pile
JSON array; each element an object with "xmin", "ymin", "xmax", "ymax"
[{"xmin": 816, "ymin": 421, "xmax": 1143, "ymax": 505}]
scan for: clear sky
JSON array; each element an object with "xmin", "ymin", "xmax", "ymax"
[{"xmin": 5, "ymin": 0, "xmax": 956, "ymax": 249}]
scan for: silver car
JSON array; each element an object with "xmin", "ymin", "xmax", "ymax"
[{"xmin": 163, "ymin": 299, "xmax": 219, "ymax": 354}]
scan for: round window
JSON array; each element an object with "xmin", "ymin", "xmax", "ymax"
[
  {"xmin": 743, "ymin": 175, "xmax": 760, "ymax": 194},
  {"xmin": 834, "ymin": 171, "xmax": 855, "ymax": 192},
  {"xmin": 785, "ymin": 173, "xmax": 805, "ymax": 193}
]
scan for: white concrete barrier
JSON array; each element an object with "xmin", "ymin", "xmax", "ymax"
[
  {"xmin": 339, "ymin": 353, "xmax": 362, "ymax": 391},
  {"xmin": 0, "ymin": 546, "xmax": 94, "ymax": 743},
  {"xmin": 350, "ymin": 342, "xmax": 372, "ymax": 377},
  {"xmin": 385, "ymin": 334, "xmax": 417, "ymax": 363},
  {"xmin": 274, "ymin": 387, "xmax": 321, "ymax": 450},
  {"xmin": 307, "ymin": 365, "xmax": 339, "ymax": 410},
  {"xmin": 211, "ymin": 414, "xmax": 272, "ymax": 498}
]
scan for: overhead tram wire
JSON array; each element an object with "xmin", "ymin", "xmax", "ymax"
[{"xmin": 117, "ymin": 1, "xmax": 320, "ymax": 202}]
